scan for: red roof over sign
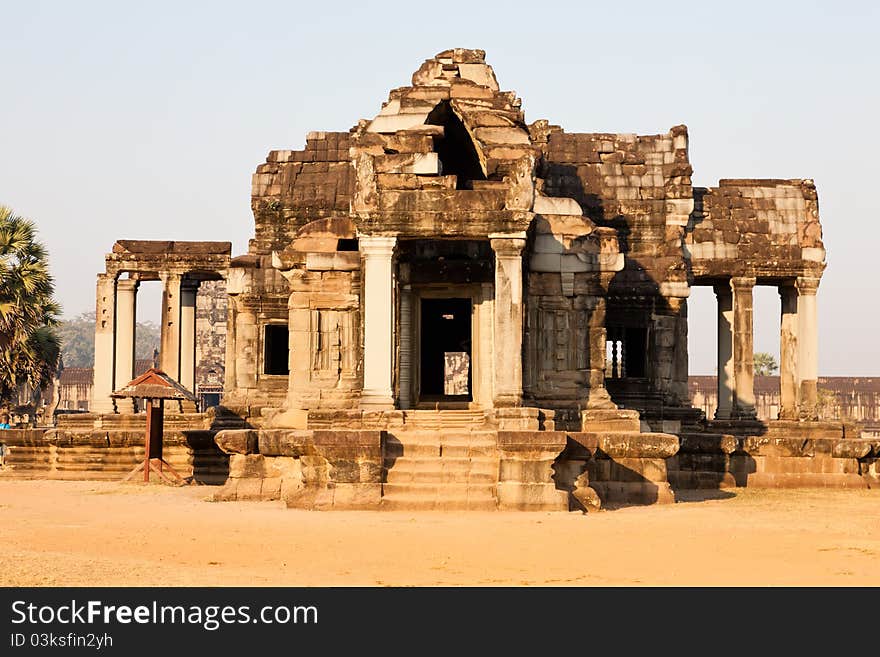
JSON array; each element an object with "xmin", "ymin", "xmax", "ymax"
[{"xmin": 111, "ymin": 368, "xmax": 197, "ymax": 401}]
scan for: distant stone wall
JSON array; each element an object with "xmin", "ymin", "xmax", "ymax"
[{"xmin": 690, "ymin": 375, "xmax": 880, "ymax": 430}]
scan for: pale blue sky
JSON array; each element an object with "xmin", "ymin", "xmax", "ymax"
[{"xmin": 1, "ymin": 1, "xmax": 878, "ymax": 374}]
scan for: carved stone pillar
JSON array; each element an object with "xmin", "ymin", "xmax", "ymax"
[
  {"xmin": 779, "ymin": 284, "xmax": 799, "ymax": 420},
  {"xmin": 359, "ymin": 236, "xmax": 397, "ymax": 409},
  {"xmin": 159, "ymin": 273, "xmax": 182, "ymax": 381},
  {"xmin": 223, "ymin": 295, "xmax": 238, "ymax": 395},
  {"xmin": 398, "ymin": 285, "xmax": 413, "ymax": 410},
  {"xmin": 489, "ymin": 233, "xmax": 526, "ymax": 407},
  {"xmin": 179, "ymin": 281, "xmax": 199, "ymax": 393},
  {"xmin": 796, "ymin": 277, "xmax": 820, "ymax": 420},
  {"xmin": 478, "ymin": 282, "xmax": 495, "ymax": 408},
  {"xmin": 91, "ymin": 274, "xmax": 117, "ymax": 414},
  {"xmin": 713, "ymin": 282, "xmax": 734, "ymax": 420},
  {"xmin": 113, "ymin": 277, "xmax": 139, "ymax": 412},
  {"xmin": 670, "ymin": 297, "xmax": 690, "ymax": 405},
  {"xmin": 586, "ymin": 296, "xmax": 614, "ymax": 409},
  {"xmin": 234, "ymin": 308, "xmax": 257, "ymax": 391},
  {"xmin": 731, "ymin": 277, "xmax": 756, "ymax": 418}
]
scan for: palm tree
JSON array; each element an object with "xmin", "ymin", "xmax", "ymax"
[
  {"xmin": 0, "ymin": 205, "xmax": 61, "ymax": 405},
  {"xmin": 753, "ymin": 352, "xmax": 779, "ymax": 377}
]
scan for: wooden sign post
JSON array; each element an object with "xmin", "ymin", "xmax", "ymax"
[{"xmin": 114, "ymin": 368, "xmax": 195, "ymax": 485}]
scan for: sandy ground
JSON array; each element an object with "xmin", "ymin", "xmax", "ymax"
[{"xmin": 1, "ymin": 480, "xmax": 878, "ymax": 586}]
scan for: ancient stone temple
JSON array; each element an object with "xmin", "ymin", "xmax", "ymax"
[
  {"xmin": 5, "ymin": 49, "xmax": 876, "ymax": 506},
  {"xmin": 224, "ymin": 48, "xmax": 825, "ymax": 426}
]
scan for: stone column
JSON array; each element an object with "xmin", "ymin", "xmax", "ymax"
[
  {"xmin": 796, "ymin": 276, "xmax": 820, "ymax": 420},
  {"xmin": 91, "ymin": 274, "xmax": 117, "ymax": 414},
  {"xmin": 398, "ymin": 285, "xmax": 413, "ymax": 410},
  {"xmin": 586, "ymin": 296, "xmax": 614, "ymax": 409},
  {"xmin": 359, "ymin": 236, "xmax": 397, "ymax": 409},
  {"xmin": 159, "ymin": 273, "xmax": 182, "ymax": 381},
  {"xmin": 731, "ymin": 277, "xmax": 756, "ymax": 418},
  {"xmin": 478, "ymin": 282, "xmax": 495, "ymax": 408},
  {"xmin": 670, "ymin": 298, "xmax": 690, "ymax": 405},
  {"xmin": 113, "ymin": 277, "xmax": 139, "ymax": 412},
  {"xmin": 778, "ymin": 284, "xmax": 799, "ymax": 420},
  {"xmin": 179, "ymin": 281, "xmax": 199, "ymax": 393},
  {"xmin": 713, "ymin": 282, "xmax": 734, "ymax": 420},
  {"xmin": 489, "ymin": 233, "xmax": 526, "ymax": 407},
  {"xmin": 234, "ymin": 308, "xmax": 257, "ymax": 390},
  {"xmin": 223, "ymin": 295, "xmax": 238, "ymax": 394}
]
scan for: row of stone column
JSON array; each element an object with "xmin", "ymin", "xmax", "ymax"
[
  {"xmin": 714, "ymin": 276, "xmax": 819, "ymax": 421},
  {"xmin": 358, "ymin": 233, "xmax": 526, "ymax": 410},
  {"xmin": 91, "ymin": 273, "xmax": 200, "ymax": 413}
]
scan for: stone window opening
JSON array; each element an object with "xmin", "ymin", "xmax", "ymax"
[
  {"xmin": 426, "ymin": 101, "xmax": 486, "ymax": 189},
  {"xmin": 263, "ymin": 324, "xmax": 289, "ymax": 376},
  {"xmin": 337, "ymin": 238, "xmax": 358, "ymax": 252},
  {"xmin": 605, "ymin": 326, "xmax": 647, "ymax": 379}
]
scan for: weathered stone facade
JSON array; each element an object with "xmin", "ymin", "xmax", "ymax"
[
  {"xmin": 6, "ymin": 49, "xmax": 876, "ymax": 508},
  {"xmin": 195, "ymin": 280, "xmax": 227, "ymax": 408}
]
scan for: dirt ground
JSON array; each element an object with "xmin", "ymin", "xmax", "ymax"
[{"xmin": 1, "ymin": 480, "xmax": 878, "ymax": 586}]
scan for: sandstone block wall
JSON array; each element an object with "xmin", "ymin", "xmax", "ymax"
[
  {"xmin": 0, "ymin": 427, "xmax": 227, "ymax": 484},
  {"xmin": 667, "ymin": 430, "xmax": 879, "ymax": 490},
  {"xmin": 686, "ymin": 179, "xmax": 824, "ymax": 280},
  {"xmin": 213, "ymin": 429, "xmax": 383, "ymax": 509},
  {"xmin": 251, "ymin": 132, "xmax": 353, "ymax": 255},
  {"xmin": 537, "ymin": 127, "xmax": 692, "ymax": 407}
]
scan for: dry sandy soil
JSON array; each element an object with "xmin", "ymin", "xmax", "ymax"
[{"xmin": 1, "ymin": 480, "xmax": 878, "ymax": 586}]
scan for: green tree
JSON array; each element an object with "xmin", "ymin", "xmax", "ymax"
[
  {"xmin": 57, "ymin": 311, "xmax": 161, "ymax": 368},
  {"xmin": 56, "ymin": 312, "xmax": 95, "ymax": 367},
  {"xmin": 0, "ymin": 205, "xmax": 61, "ymax": 403},
  {"xmin": 135, "ymin": 319, "xmax": 161, "ymax": 363},
  {"xmin": 753, "ymin": 352, "xmax": 779, "ymax": 377}
]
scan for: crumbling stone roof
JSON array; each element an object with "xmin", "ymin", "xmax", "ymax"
[
  {"xmin": 686, "ymin": 179, "xmax": 824, "ymax": 280},
  {"xmin": 247, "ymin": 48, "xmax": 825, "ymax": 292},
  {"xmin": 113, "ymin": 240, "xmax": 231, "ymax": 255}
]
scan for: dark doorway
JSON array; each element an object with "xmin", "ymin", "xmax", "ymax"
[
  {"xmin": 263, "ymin": 324, "xmax": 289, "ymax": 375},
  {"xmin": 420, "ymin": 298, "xmax": 472, "ymax": 400}
]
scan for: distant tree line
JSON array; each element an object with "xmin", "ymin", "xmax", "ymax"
[{"xmin": 56, "ymin": 312, "xmax": 161, "ymax": 368}]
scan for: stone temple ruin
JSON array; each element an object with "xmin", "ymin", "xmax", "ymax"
[{"xmin": 3, "ymin": 49, "xmax": 877, "ymax": 508}]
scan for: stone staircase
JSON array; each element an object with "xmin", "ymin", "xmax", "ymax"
[{"xmin": 381, "ymin": 410, "xmax": 500, "ymax": 510}]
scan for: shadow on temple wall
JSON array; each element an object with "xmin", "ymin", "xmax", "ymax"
[
  {"xmin": 382, "ymin": 432, "xmax": 402, "ymax": 481},
  {"xmin": 666, "ymin": 431, "xmax": 754, "ymax": 499},
  {"xmin": 552, "ymin": 436, "xmax": 669, "ymax": 511},
  {"xmin": 208, "ymin": 405, "xmax": 256, "ymax": 430},
  {"xmin": 182, "ymin": 430, "xmax": 230, "ymax": 485},
  {"xmin": 542, "ymin": 165, "xmax": 684, "ymax": 406},
  {"xmin": 729, "ymin": 451, "xmax": 757, "ymax": 488}
]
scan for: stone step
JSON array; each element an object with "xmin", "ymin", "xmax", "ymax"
[
  {"xmin": 400, "ymin": 410, "xmax": 491, "ymax": 430},
  {"xmin": 385, "ymin": 430, "xmax": 498, "ymax": 458},
  {"xmin": 380, "ymin": 496, "xmax": 498, "ymax": 511},
  {"xmin": 385, "ymin": 457, "xmax": 499, "ymax": 484},
  {"xmin": 581, "ymin": 409, "xmax": 642, "ymax": 432},
  {"xmin": 385, "ymin": 441, "xmax": 497, "ymax": 458},
  {"xmin": 389, "ymin": 429, "xmax": 498, "ymax": 442},
  {"xmin": 382, "ymin": 482, "xmax": 497, "ymax": 499},
  {"xmin": 387, "ymin": 470, "xmax": 497, "ymax": 485},
  {"xmin": 386, "ymin": 456, "xmax": 499, "ymax": 470}
]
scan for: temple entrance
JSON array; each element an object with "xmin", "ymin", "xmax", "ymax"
[{"xmin": 419, "ymin": 297, "xmax": 472, "ymax": 402}]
